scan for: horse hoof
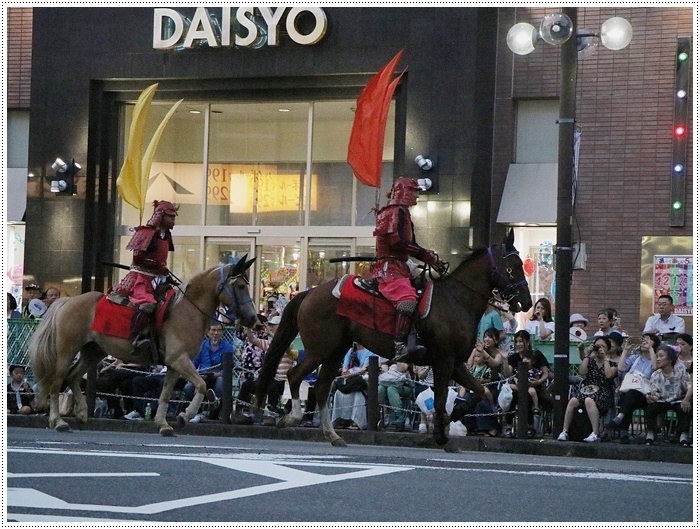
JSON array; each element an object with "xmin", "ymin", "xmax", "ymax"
[
  {"xmin": 331, "ymin": 438, "xmax": 348, "ymax": 447},
  {"xmin": 443, "ymin": 441, "xmax": 461, "ymax": 453},
  {"xmin": 55, "ymin": 422, "xmax": 71, "ymax": 433},
  {"xmin": 160, "ymin": 426, "xmax": 176, "ymax": 437},
  {"xmin": 176, "ymin": 413, "xmax": 187, "ymax": 429}
]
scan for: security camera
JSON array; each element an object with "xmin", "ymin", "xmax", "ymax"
[{"xmin": 414, "ymin": 155, "xmax": 433, "ymax": 171}]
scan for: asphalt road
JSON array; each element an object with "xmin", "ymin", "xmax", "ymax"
[{"xmin": 7, "ymin": 427, "xmax": 693, "ymax": 523}]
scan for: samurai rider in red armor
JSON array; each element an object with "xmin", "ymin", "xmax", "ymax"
[
  {"xmin": 371, "ymin": 177, "xmax": 448, "ymax": 364},
  {"xmin": 113, "ymin": 200, "xmax": 178, "ymax": 355}
]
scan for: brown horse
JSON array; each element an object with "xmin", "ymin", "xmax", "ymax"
[
  {"xmin": 30, "ymin": 258, "xmax": 258, "ymax": 436},
  {"xmin": 255, "ymin": 230, "xmax": 532, "ymax": 451}
]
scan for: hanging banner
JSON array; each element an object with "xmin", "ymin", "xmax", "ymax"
[{"xmin": 653, "ymin": 254, "xmax": 693, "ymax": 316}]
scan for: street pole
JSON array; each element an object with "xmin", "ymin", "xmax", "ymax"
[{"xmin": 552, "ymin": 6, "xmax": 577, "ymax": 436}]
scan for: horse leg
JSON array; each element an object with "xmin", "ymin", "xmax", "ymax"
[
  {"xmin": 167, "ymin": 356, "xmax": 207, "ymax": 430},
  {"xmin": 430, "ymin": 362, "xmax": 461, "ymax": 452},
  {"xmin": 279, "ymin": 363, "xmax": 311, "ymax": 428},
  {"xmin": 153, "ymin": 369, "xmax": 182, "ymax": 436},
  {"xmin": 316, "ymin": 362, "xmax": 346, "ymax": 447},
  {"xmin": 66, "ymin": 353, "xmax": 102, "ymax": 425}
]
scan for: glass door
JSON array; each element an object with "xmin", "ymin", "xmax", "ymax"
[{"xmin": 257, "ymin": 238, "xmax": 302, "ymax": 314}]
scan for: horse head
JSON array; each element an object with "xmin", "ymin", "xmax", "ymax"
[
  {"xmin": 217, "ymin": 254, "xmax": 258, "ymax": 328},
  {"xmin": 488, "ymin": 229, "xmax": 533, "ymax": 313}
]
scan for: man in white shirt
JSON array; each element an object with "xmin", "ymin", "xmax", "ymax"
[{"xmin": 643, "ymin": 294, "xmax": 686, "ymax": 338}]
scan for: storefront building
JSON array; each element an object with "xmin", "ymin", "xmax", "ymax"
[{"xmin": 14, "ymin": 7, "xmax": 693, "ymax": 331}]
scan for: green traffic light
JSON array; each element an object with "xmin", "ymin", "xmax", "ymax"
[
  {"xmin": 678, "ymin": 51, "xmax": 689, "ymax": 62},
  {"xmin": 672, "ymin": 200, "xmax": 683, "ymax": 210}
]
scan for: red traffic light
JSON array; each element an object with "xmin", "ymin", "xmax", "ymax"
[{"xmin": 674, "ymin": 126, "xmax": 686, "ymax": 137}]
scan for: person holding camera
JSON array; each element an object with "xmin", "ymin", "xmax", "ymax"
[{"xmin": 558, "ymin": 336, "xmax": 618, "ymax": 442}]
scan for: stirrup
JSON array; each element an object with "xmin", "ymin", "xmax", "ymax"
[
  {"xmin": 394, "ymin": 342, "xmax": 428, "ymax": 365},
  {"xmin": 132, "ymin": 338, "xmax": 152, "ymax": 356}
]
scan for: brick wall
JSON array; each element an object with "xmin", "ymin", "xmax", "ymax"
[
  {"xmin": 7, "ymin": 7, "xmax": 32, "ymax": 109},
  {"xmin": 494, "ymin": 7, "xmax": 693, "ymax": 332}
]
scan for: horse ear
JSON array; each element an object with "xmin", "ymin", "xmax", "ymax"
[
  {"xmin": 244, "ymin": 257, "xmax": 256, "ymax": 271},
  {"xmin": 506, "ymin": 228, "xmax": 515, "ymax": 248},
  {"xmin": 230, "ymin": 254, "xmax": 248, "ymax": 275}
]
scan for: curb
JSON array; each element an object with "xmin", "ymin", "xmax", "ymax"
[{"xmin": 8, "ymin": 415, "xmax": 692, "ymax": 465}]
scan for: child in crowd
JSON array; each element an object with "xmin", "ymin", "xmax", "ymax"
[
  {"xmin": 7, "ymin": 364, "xmax": 34, "ymax": 415},
  {"xmin": 509, "ymin": 350, "xmax": 542, "ymax": 413}
]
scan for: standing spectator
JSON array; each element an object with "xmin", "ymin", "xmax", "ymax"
[
  {"xmin": 643, "ymin": 294, "xmax": 686, "ymax": 339},
  {"xmin": 7, "ymin": 293, "xmax": 21, "ymax": 319},
  {"xmin": 558, "ymin": 336, "xmax": 617, "ymax": 443},
  {"xmin": 593, "ymin": 309, "xmax": 616, "ymax": 337},
  {"xmin": 22, "ymin": 283, "xmax": 42, "ymax": 318},
  {"xmin": 525, "ymin": 298, "xmax": 555, "ymax": 341},
  {"xmin": 43, "ymin": 287, "xmax": 61, "ymax": 308},
  {"xmin": 501, "ymin": 330, "xmax": 550, "ymax": 438},
  {"xmin": 232, "ymin": 317, "xmax": 267, "ymax": 424},
  {"xmin": 7, "ymin": 364, "xmax": 34, "ymax": 415},
  {"xmin": 605, "ymin": 332, "xmax": 660, "ymax": 443},
  {"xmin": 183, "ymin": 321, "xmax": 239, "ymax": 422},
  {"xmin": 675, "ymin": 333, "xmax": 693, "ymax": 372},
  {"xmin": 331, "ymin": 343, "xmax": 377, "ymax": 430},
  {"xmin": 643, "ymin": 344, "xmax": 692, "ymax": 446}
]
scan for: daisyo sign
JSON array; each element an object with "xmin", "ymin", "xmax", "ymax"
[{"xmin": 153, "ymin": 7, "xmax": 327, "ymax": 49}]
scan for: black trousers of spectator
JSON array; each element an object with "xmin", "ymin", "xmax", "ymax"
[
  {"xmin": 266, "ymin": 380, "xmax": 286, "ymax": 411},
  {"xmin": 97, "ymin": 370, "xmax": 140, "ymax": 417},
  {"xmin": 645, "ymin": 401, "xmax": 691, "ymax": 436},
  {"xmin": 617, "ymin": 389, "xmax": 648, "ymax": 429},
  {"xmin": 131, "ymin": 374, "xmax": 185, "ymax": 415},
  {"xmin": 504, "ymin": 391, "xmax": 534, "ymax": 428}
]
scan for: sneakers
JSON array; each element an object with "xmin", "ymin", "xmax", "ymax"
[
  {"xmin": 418, "ymin": 423, "xmax": 428, "ymax": 434},
  {"xmin": 123, "ymin": 410, "xmax": 143, "ymax": 421},
  {"xmin": 189, "ymin": 413, "xmax": 204, "ymax": 423},
  {"xmin": 644, "ymin": 437, "xmax": 654, "ymax": 446},
  {"xmin": 557, "ymin": 430, "xmax": 569, "ymax": 442},
  {"xmin": 583, "ymin": 432, "xmax": 600, "ymax": 443}
]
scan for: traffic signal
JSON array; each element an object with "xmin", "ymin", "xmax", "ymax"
[
  {"xmin": 670, "ymin": 37, "xmax": 690, "ymax": 226},
  {"xmin": 50, "ymin": 158, "xmax": 80, "ymax": 196}
]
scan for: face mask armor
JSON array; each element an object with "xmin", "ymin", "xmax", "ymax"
[
  {"xmin": 146, "ymin": 200, "xmax": 179, "ymax": 228},
  {"xmin": 389, "ymin": 177, "xmax": 421, "ymax": 206}
]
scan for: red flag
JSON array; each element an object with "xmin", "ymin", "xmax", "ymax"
[{"xmin": 347, "ymin": 50, "xmax": 405, "ymax": 188}]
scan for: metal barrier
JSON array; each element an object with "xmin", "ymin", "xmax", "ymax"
[{"xmin": 7, "ymin": 319, "xmax": 40, "ymax": 380}]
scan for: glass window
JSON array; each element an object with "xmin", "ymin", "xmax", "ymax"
[
  {"xmin": 307, "ymin": 239, "xmax": 352, "ymax": 287},
  {"xmin": 206, "ymin": 102, "xmax": 309, "ymax": 227},
  {"xmin": 259, "ymin": 241, "xmax": 301, "ymax": 300}
]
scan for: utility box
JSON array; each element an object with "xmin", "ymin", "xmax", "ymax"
[{"xmin": 573, "ymin": 243, "xmax": 587, "ymax": 270}]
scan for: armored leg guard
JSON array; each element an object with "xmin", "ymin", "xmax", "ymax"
[
  {"xmin": 393, "ymin": 301, "xmax": 428, "ymax": 365},
  {"xmin": 130, "ymin": 304, "xmax": 155, "ymax": 358}
]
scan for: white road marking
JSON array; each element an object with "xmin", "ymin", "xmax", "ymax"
[
  {"xmin": 8, "ymin": 513, "xmax": 154, "ymax": 523},
  {"xmin": 7, "ymin": 447, "xmax": 412, "ymax": 515}
]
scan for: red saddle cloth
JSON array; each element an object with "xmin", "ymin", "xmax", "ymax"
[
  {"xmin": 336, "ymin": 277, "xmax": 396, "ymax": 335},
  {"xmin": 91, "ymin": 290, "xmax": 175, "ymax": 340}
]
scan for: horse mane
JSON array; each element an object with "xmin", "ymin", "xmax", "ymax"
[
  {"xmin": 435, "ymin": 247, "xmax": 488, "ymax": 282},
  {"xmin": 178, "ymin": 265, "xmax": 225, "ymax": 296}
]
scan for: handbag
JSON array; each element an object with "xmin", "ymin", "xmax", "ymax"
[
  {"xmin": 336, "ymin": 374, "xmax": 367, "ymax": 394},
  {"xmin": 619, "ymin": 355, "xmax": 650, "ymax": 394}
]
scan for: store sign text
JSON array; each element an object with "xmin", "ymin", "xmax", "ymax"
[{"xmin": 153, "ymin": 7, "xmax": 327, "ymax": 50}]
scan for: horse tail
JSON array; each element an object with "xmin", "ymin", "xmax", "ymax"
[
  {"xmin": 254, "ymin": 290, "xmax": 309, "ymax": 407},
  {"xmin": 28, "ymin": 298, "xmax": 69, "ymax": 403}
]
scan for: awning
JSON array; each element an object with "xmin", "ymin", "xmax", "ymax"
[{"xmin": 497, "ymin": 163, "xmax": 558, "ymax": 225}]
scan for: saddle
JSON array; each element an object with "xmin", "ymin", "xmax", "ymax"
[
  {"xmin": 91, "ymin": 288, "xmax": 176, "ymax": 341},
  {"xmin": 334, "ymin": 274, "xmax": 434, "ymax": 335}
]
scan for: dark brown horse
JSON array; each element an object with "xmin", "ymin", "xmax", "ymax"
[
  {"xmin": 255, "ymin": 230, "xmax": 532, "ymax": 451},
  {"xmin": 30, "ymin": 258, "xmax": 258, "ymax": 436}
]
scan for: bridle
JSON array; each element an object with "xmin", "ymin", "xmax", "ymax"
[
  {"xmin": 216, "ymin": 265, "xmax": 254, "ymax": 321},
  {"xmin": 486, "ymin": 245, "xmax": 529, "ymax": 305}
]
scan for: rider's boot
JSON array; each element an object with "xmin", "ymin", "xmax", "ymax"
[
  {"xmin": 130, "ymin": 303, "xmax": 156, "ymax": 357},
  {"xmin": 392, "ymin": 301, "xmax": 428, "ymax": 365}
]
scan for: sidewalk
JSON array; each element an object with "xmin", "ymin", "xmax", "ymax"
[{"xmin": 8, "ymin": 414, "xmax": 691, "ymax": 464}]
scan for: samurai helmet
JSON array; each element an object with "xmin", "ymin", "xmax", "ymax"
[
  {"xmin": 146, "ymin": 200, "xmax": 179, "ymax": 228},
  {"xmin": 388, "ymin": 177, "xmax": 421, "ymax": 206}
]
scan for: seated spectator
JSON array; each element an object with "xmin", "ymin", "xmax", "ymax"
[
  {"xmin": 183, "ymin": 321, "xmax": 240, "ymax": 421},
  {"xmin": 644, "ymin": 344, "xmax": 692, "ymax": 446},
  {"xmin": 7, "ymin": 293, "xmax": 21, "ymax": 319},
  {"xmin": 558, "ymin": 336, "xmax": 617, "ymax": 443},
  {"xmin": 475, "ymin": 327, "xmax": 508, "ymax": 371},
  {"xmin": 7, "ymin": 364, "xmax": 34, "ymax": 415},
  {"xmin": 96, "ymin": 356, "xmax": 148, "ymax": 419},
  {"xmin": 128, "ymin": 365, "xmax": 185, "ymax": 420},
  {"xmin": 593, "ymin": 309, "xmax": 617, "ymax": 337},
  {"xmin": 508, "ymin": 350, "xmax": 542, "ymax": 414},
  {"xmin": 675, "ymin": 333, "xmax": 693, "ymax": 373},
  {"xmin": 501, "ymin": 330, "xmax": 550, "ymax": 438},
  {"xmin": 377, "ymin": 359, "xmax": 414, "ymax": 431},
  {"xmin": 525, "ymin": 297, "xmax": 555, "ymax": 341},
  {"xmin": 643, "ymin": 294, "xmax": 685, "ymax": 340},
  {"xmin": 570, "ymin": 313, "xmax": 589, "ymax": 342},
  {"xmin": 605, "ymin": 332, "xmax": 660, "ymax": 443},
  {"xmin": 331, "ymin": 343, "xmax": 376, "ymax": 430},
  {"xmin": 452, "ymin": 348, "xmax": 500, "ymax": 437},
  {"xmin": 413, "ymin": 364, "xmax": 434, "ymax": 433}
]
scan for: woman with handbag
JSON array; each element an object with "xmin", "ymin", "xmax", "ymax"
[
  {"xmin": 605, "ymin": 332, "xmax": 660, "ymax": 443},
  {"xmin": 643, "ymin": 344, "xmax": 692, "ymax": 446},
  {"xmin": 557, "ymin": 336, "xmax": 617, "ymax": 443}
]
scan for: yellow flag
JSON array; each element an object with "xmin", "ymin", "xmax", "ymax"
[{"xmin": 116, "ymin": 84, "xmax": 183, "ymax": 224}]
